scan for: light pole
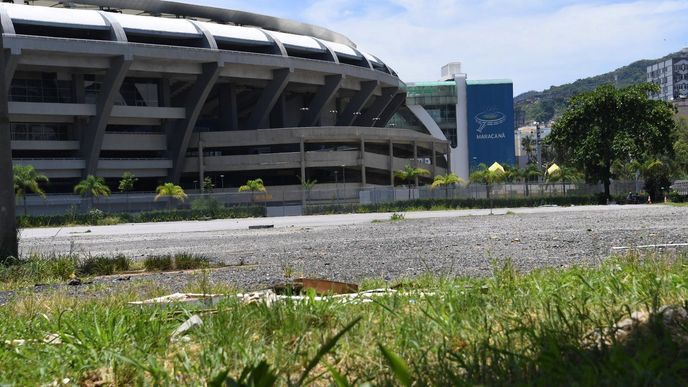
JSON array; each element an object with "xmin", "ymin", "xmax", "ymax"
[
  {"xmin": 193, "ymin": 180, "xmax": 198, "ymax": 191},
  {"xmin": 220, "ymin": 174, "xmax": 225, "ymax": 189},
  {"xmin": 535, "ymin": 121, "xmax": 542, "ymax": 172},
  {"xmin": 329, "ymin": 109, "xmax": 338, "ymax": 125}
]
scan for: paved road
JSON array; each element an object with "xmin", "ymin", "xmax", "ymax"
[
  {"xmin": 19, "ymin": 204, "xmax": 688, "ymax": 291},
  {"xmin": 22, "ymin": 204, "xmax": 659, "ymax": 239}
]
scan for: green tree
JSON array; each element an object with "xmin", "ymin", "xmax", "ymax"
[
  {"xmin": 673, "ymin": 117, "xmax": 688, "ymax": 178},
  {"xmin": 155, "ymin": 183, "xmax": 188, "ymax": 210},
  {"xmin": 298, "ymin": 176, "xmax": 317, "ymax": 205},
  {"xmin": 201, "ymin": 176, "xmax": 215, "ymax": 193},
  {"xmin": 469, "ymin": 163, "xmax": 505, "ymax": 200},
  {"xmin": 74, "ymin": 175, "xmax": 111, "ymax": 208},
  {"xmin": 520, "ymin": 164, "xmax": 541, "ymax": 197},
  {"xmin": 545, "ymin": 165, "xmax": 583, "ymax": 196},
  {"xmin": 13, "ymin": 165, "xmax": 48, "ymax": 216},
  {"xmin": 548, "ymin": 83, "xmax": 677, "ymax": 200},
  {"xmin": 431, "ymin": 173, "xmax": 464, "ymax": 199},
  {"xmin": 641, "ymin": 159, "xmax": 672, "ymax": 202},
  {"xmin": 521, "ymin": 136, "xmax": 535, "ymax": 164},
  {"xmin": 239, "ymin": 178, "xmax": 267, "ymax": 203},
  {"xmin": 118, "ymin": 171, "xmax": 137, "ymax": 194},
  {"xmin": 118, "ymin": 171, "xmax": 137, "ymax": 211},
  {"xmin": 394, "ymin": 165, "xmax": 430, "ymax": 199}
]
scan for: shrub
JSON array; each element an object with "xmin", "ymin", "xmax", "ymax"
[
  {"xmin": 143, "ymin": 253, "xmax": 210, "ymax": 272},
  {"xmin": 143, "ymin": 255, "xmax": 173, "ymax": 272},
  {"xmin": 174, "ymin": 253, "xmax": 209, "ymax": 270},
  {"xmin": 79, "ymin": 255, "xmax": 130, "ymax": 276}
]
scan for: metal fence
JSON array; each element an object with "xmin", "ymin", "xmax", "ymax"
[{"xmin": 14, "ymin": 180, "xmax": 644, "ymax": 218}]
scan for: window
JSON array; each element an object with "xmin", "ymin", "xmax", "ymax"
[{"xmin": 10, "ymin": 123, "xmax": 70, "ymax": 141}]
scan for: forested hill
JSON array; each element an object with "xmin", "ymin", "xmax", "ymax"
[{"xmin": 514, "ymin": 49, "xmax": 688, "ymax": 124}]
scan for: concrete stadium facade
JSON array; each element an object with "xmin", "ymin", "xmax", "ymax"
[{"xmin": 3, "ymin": 0, "xmax": 449, "ymax": 193}]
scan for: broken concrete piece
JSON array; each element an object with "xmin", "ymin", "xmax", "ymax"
[
  {"xmin": 129, "ymin": 293, "xmax": 223, "ymax": 307},
  {"xmin": 171, "ymin": 315, "xmax": 203, "ymax": 342}
]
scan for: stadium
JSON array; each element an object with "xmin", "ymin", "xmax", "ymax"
[{"xmin": 3, "ymin": 0, "xmax": 450, "ymax": 194}]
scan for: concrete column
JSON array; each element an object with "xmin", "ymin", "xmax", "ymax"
[
  {"xmin": 432, "ymin": 142, "xmax": 437, "ymax": 177},
  {"xmin": 337, "ymin": 80, "xmax": 377, "ymax": 126},
  {"xmin": 376, "ymin": 93, "xmax": 406, "ymax": 127},
  {"xmin": 0, "ymin": 46, "xmax": 17, "ymax": 259},
  {"xmin": 160, "ymin": 78, "xmax": 171, "ymax": 107},
  {"xmin": 413, "ymin": 141, "xmax": 419, "ymax": 187},
  {"xmin": 300, "ymin": 138, "xmax": 306, "ymax": 206},
  {"xmin": 219, "ymin": 83, "xmax": 238, "ymax": 130},
  {"xmin": 247, "ymin": 68, "xmax": 290, "ymax": 129},
  {"xmin": 72, "ymin": 73, "xmax": 85, "ymax": 104},
  {"xmin": 4, "ymin": 48, "xmax": 20, "ymax": 91},
  {"xmin": 446, "ymin": 143, "xmax": 452, "ymax": 174},
  {"xmin": 198, "ymin": 138, "xmax": 205, "ymax": 192},
  {"xmin": 169, "ymin": 62, "xmax": 223, "ymax": 183},
  {"xmin": 454, "ymin": 73, "xmax": 469, "ymax": 181},
  {"xmin": 82, "ymin": 54, "xmax": 133, "ymax": 177},
  {"xmin": 355, "ymin": 87, "xmax": 398, "ymax": 127},
  {"xmin": 389, "ymin": 140, "xmax": 394, "ymax": 187},
  {"xmin": 299, "ymin": 75, "xmax": 343, "ymax": 127},
  {"xmin": 360, "ymin": 137, "xmax": 366, "ymax": 186}
]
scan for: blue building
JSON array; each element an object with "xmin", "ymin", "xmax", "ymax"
[{"xmin": 388, "ymin": 63, "xmax": 515, "ymax": 181}]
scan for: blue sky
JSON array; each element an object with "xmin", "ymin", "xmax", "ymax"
[{"xmin": 190, "ymin": 0, "xmax": 688, "ymax": 95}]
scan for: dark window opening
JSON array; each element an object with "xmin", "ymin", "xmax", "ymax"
[
  {"xmin": 10, "ymin": 123, "xmax": 71, "ymax": 141},
  {"xmin": 13, "ymin": 23, "xmax": 111, "ymax": 41},
  {"xmin": 125, "ymin": 33, "xmax": 204, "ymax": 48},
  {"xmin": 11, "ymin": 76, "xmax": 73, "ymax": 103},
  {"xmin": 99, "ymin": 150, "xmax": 166, "ymax": 159}
]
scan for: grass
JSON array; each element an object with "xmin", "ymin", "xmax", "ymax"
[
  {"xmin": 390, "ymin": 213, "xmax": 406, "ymax": 221},
  {"xmin": 143, "ymin": 253, "xmax": 210, "ymax": 272},
  {"xmin": 0, "ymin": 252, "xmax": 211, "ymax": 289},
  {"xmin": 0, "ymin": 252, "xmax": 687, "ymax": 385}
]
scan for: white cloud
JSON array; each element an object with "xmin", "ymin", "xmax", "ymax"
[
  {"xmin": 300, "ymin": 0, "xmax": 688, "ymax": 94},
  {"xmin": 194, "ymin": 0, "xmax": 688, "ymax": 95}
]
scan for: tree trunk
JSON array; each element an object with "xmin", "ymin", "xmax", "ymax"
[
  {"xmin": 486, "ymin": 183, "xmax": 491, "ymax": 200},
  {"xmin": 23, "ymin": 197, "xmax": 27, "ymax": 217},
  {"xmin": 0, "ymin": 42, "xmax": 18, "ymax": 262},
  {"xmin": 562, "ymin": 180, "xmax": 566, "ymax": 196},
  {"xmin": 603, "ymin": 160, "xmax": 611, "ymax": 202}
]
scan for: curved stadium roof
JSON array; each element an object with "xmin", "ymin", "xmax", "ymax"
[{"xmin": 0, "ymin": 0, "xmax": 394, "ymax": 75}]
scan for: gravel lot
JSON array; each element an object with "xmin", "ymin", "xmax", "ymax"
[{"xmin": 18, "ymin": 205, "xmax": 688, "ymax": 293}]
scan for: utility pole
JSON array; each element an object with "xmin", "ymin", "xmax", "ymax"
[{"xmin": 0, "ymin": 47, "xmax": 18, "ymax": 261}]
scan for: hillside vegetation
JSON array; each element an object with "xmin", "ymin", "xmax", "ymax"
[{"xmin": 515, "ymin": 49, "xmax": 688, "ymax": 124}]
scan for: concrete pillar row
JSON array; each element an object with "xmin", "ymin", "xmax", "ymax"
[
  {"xmin": 299, "ymin": 74, "xmax": 343, "ymax": 127},
  {"xmin": 169, "ymin": 61, "xmax": 223, "ymax": 183},
  {"xmin": 247, "ymin": 68, "xmax": 291, "ymax": 129},
  {"xmin": 388, "ymin": 139, "xmax": 394, "ymax": 187},
  {"xmin": 82, "ymin": 54, "xmax": 133, "ymax": 177},
  {"xmin": 337, "ymin": 80, "xmax": 378, "ymax": 126}
]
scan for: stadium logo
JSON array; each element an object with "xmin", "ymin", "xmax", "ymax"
[{"xmin": 474, "ymin": 111, "xmax": 506, "ymax": 133}]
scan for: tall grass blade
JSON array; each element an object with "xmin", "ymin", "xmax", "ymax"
[{"xmin": 378, "ymin": 344, "xmax": 412, "ymax": 387}]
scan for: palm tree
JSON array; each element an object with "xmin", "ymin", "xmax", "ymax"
[
  {"xmin": 521, "ymin": 135, "xmax": 535, "ymax": 164},
  {"xmin": 74, "ymin": 175, "xmax": 111, "ymax": 209},
  {"xmin": 431, "ymin": 173, "xmax": 464, "ymax": 199},
  {"xmin": 469, "ymin": 163, "xmax": 505, "ymax": 200},
  {"xmin": 13, "ymin": 165, "xmax": 48, "ymax": 216},
  {"xmin": 155, "ymin": 183, "xmax": 188, "ymax": 210},
  {"xmin": 239, "ymin": 178, "xmax": 267, "ymax": 203},
  {"xmin": 394, "ymin": 165, "xmax": 430, "ymax": 199},
  {"xmin": 298, "ymin": 176, "xmax": 317, "ymax": 206},
  {"xmin": 546, "ymin": 165, "xmax": 582, "ymax": 196},
  {"xmin": 520, "ymin": 164, "xmax": 541, "ymax": 197}
]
